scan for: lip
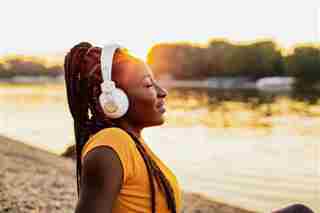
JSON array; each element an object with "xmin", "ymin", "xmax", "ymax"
[
  {"xmin": 156, "ymin": 100, "xmax": 164, "ymax": 108},
  {"xmin": 158, "ymin": 105, "xmax": 166, "ymax": 113},
  {"xmin": 156, "ymin": 101, "xmax": 166, "ymax": 113}
]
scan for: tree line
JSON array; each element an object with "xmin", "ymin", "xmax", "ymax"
[
  {"xmin": 147, "ymin": 40, "xmax": 320, "ymax": 87},
  {"xmin": 0, "ymin": 40, "xmax": 319, "ymax": 88},
  {"xmin": 0, "ymin": 56, "xmax": 62, "ymax": 78}
]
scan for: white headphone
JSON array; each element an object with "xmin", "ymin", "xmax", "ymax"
[{"xmin": 99, "ymin": 44, "xmax": 129, "ymax": 119}]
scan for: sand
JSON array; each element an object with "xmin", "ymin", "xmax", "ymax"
[{"xmin": 0, "ymin": 135, "xmax": 256, "ymax": 213}]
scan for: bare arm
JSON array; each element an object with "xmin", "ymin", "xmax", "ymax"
[{"xmin": 75, "ymin": 147, "xmax": 123, "ymax": 213}]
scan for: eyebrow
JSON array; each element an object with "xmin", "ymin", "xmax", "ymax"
[{"xmin": 143, "ymin": 74, "xmax": 151, "ymax": 78}]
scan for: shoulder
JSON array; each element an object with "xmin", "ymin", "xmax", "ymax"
[
  {"xmin": 81, "ymin": 127, "xmax": 134, "ymax": 160},
  {"xmin": 81, "ymin": 146, "xmax": 123, "ymax": 187},
  {"xmin": 85, "ymin": 127, "xmax": 133, "ymax": 147},
  {"xmin": 81, "ymin": 127, "xmax": 137, "ymax": 183}
]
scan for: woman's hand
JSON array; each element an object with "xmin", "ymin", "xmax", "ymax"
[{"xmin": 75, "ymin": 147, "xmax": 123, "ymax": 213}]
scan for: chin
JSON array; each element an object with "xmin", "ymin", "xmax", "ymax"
[
  {"xmin": 156, "ymin": 115, "xmax": 166, "ymax": 125},
  {"xmin": 147, "ymin": 117, "xmax": 165, "ymax": 127},
  {"xmin": 157, "ymin": 118, "xmax": 165, "ymax": 125}
]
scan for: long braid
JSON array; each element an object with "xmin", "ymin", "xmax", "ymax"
[
  {"xmin": 64, "ymin": 42, "xmax": 93, "ymax": 195},
  {"xmin": 64, "ymin": 42, "xmax": 176, "ymax": 213}
]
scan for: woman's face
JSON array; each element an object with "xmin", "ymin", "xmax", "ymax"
[{"xmin": 115, "ymin": 59, "xmax": 168, "ymax": 128}]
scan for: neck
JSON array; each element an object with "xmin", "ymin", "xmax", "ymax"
[{"xmin": 116, "ymin": 118, "xmax": 142, "ymax": 139}]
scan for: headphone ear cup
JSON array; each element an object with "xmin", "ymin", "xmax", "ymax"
[{"xmin": 99, "ymin": 88, "xmax": 129, "ymax": 119}]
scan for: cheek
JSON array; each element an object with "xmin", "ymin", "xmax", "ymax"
[
  {"xmin": 133, "ymin": 89, "xmax": 156, "ymax": 105},
  {"xmin": 127, "ymin": 90, "xmax": 157, "ymax": 118},
  {"xmin": 135, "ymin": 92, "xmax": 156, "ymax": 109}
]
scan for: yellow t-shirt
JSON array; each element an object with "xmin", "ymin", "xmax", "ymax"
[{"xmin": 81, "ymin": 127, "xmax": 182, "ymax": 213}]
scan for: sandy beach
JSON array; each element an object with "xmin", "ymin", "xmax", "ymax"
[{"xmin": 0, "ymin": 135, "xmax": 257, "ymax": 213}]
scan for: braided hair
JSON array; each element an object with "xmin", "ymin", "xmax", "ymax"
[{"xmin": 64, "ymin": 42, "xmax": 176, "ymax": 213}]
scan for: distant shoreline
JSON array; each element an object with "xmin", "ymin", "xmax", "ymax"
[
  {"xmin": 0, "ymin": 75, "xmax": 64, "ymax": 84},
  {"xmin": 0, "ymin": 134, "xmax": 256, "ymax": 213},
  {"xmin": 2, "ymin": 76, "xmax": 320, "ymax": 92}
]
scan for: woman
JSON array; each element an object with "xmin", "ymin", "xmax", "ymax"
[{"xmin": 64, "ymin": 42, "xmax": 182, "ymax": 213}]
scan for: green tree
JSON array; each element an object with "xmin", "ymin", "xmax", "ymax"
[{"xmin": 286, "ymin": 46, "xmax": 320, "ymax": 89}]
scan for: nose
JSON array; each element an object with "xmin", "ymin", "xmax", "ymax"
[{"xmin": 156, "ymin": 84, "xmax": 168, "ymax": 98}]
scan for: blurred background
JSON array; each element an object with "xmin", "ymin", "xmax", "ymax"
[{"xmin": 0, "ymin": 1, "xmax": 319, "ymax": 212}]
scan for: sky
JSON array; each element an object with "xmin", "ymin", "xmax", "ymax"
[{"xmin": 0, "ymin": 0, "xmax": 319, "ymax": 59}]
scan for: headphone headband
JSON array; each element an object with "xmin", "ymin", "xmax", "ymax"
[{"xmin": 100, "ymin": 44, "xmax": 122, "ymax": 83}]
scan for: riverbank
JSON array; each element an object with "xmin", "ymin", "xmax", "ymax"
[{"xmin": 0, "ymin": 135, "xmax": 256, "ymax": 213}]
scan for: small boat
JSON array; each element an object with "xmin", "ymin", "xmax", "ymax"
[{"xmin": 256, "ymin": 77, "xmax": 296, "ymax": 91}]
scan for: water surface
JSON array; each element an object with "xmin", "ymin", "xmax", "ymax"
[{"xmin": 0, "ymin": 83, "xmax": 319, "ymax": 212}]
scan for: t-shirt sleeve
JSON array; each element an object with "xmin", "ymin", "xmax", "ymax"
[{"xmin": 81, "ymin": 127, "xmax": 135, "ymax": 184}]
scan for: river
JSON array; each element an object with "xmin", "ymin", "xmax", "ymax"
[{"xmin": 0, "ymin": 82, "xmax": 319, "ymax": 212}]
